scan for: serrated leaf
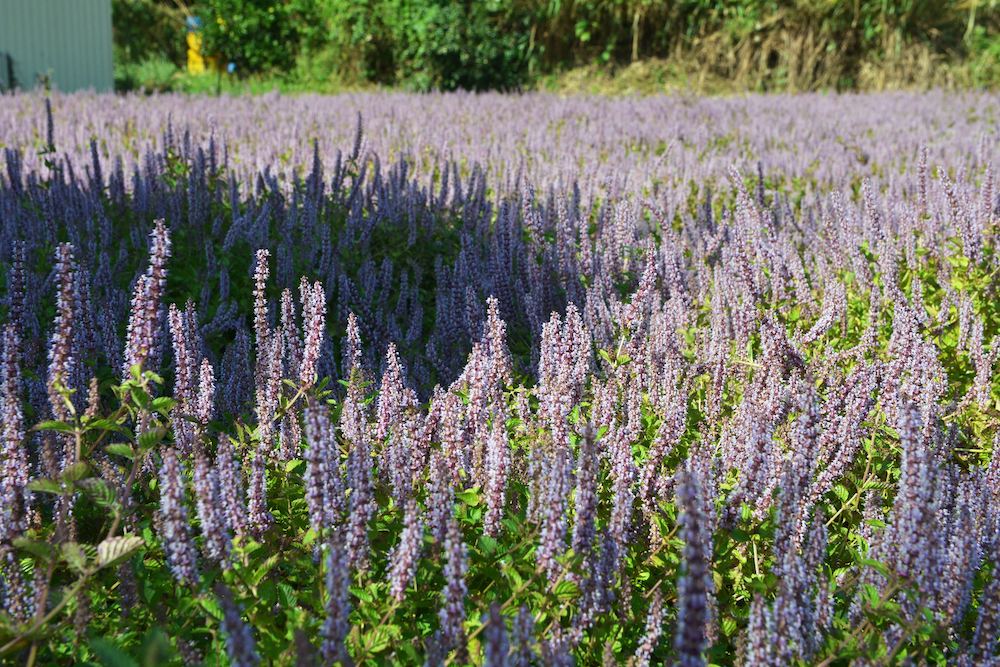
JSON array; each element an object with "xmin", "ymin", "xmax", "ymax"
[
  {"xmin": 61, "ymin": 542, "xmax": 88, "ymax": 573},
  {"xmin": 106, "ymin": 443, "xmax": 135, "ymax": 459},
  {"xmin": 250, "ymin": 554, "xmax": 280, "ymax": 587},
  {"xmin": 199, "ymin": 596, "xmax": 223, "ymax": 621},
  {"xmin": 89, "ymin": 637, "xmax": 140, "ymax": 667},
  {"xmin": 85, "ymin": 418, "xmax": 126, "ymax": 432},
  {"xmin": 12, "ymin": 537, "xmax": 54, "ymax": 561},
  {"xmin": 130, "ymin": 386, "xmax": 150, "ymax": 409},
  {"xmin": 61, "ymin": 461, "xmax": 91, "ymax": 482},
  {"xmin": 150, "ymin": 396, "xmax": 177, "ymax": 414},
  {"xmin": 456, "ymin": 487, "xmax": 481, "ymax": 506},
  {"xmin": 97, "ymin": 535, "xmax": 144, "ymax": 568},
  {"xmin": 143, "ymin": 370, "xmax": 164, "ymax": 385},
  {"xmin": 362, "ymin": 625, "xmax": 394, "ymax": 654},
  {"xmin": 278, "ymin": 582, "xmax": 298, "ymax": 608},
  {"xmin": 33, "ymin": 420, "xmax": 75, "ymax": 433},
  {"xmin": 137, "ymin": 628, "xmax": 175, "ymax": 667},
  {"xmin": 553, "ymin": 579, "xmax": 579, "ymax": 600},
  {"xmin": 27, "ymin": 478, "xmax": 64, "ymax": 494},
  {"xmin": 78, "ymin": 478, "xmax": 118, "ymax": 508},
  {"xmin": 138, "ymin": 427, "xmax": 166, "ymax": 452},
  {"xmin": 478, "ymin": 535, "xmax": 499, "ymax": 556},
  {"xmin": 128, "ymin": 365, "xmax": 143, "ymax": 382}
]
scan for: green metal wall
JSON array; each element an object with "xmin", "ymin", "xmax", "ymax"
[{"xmin": 0, "ymin": 0, "xmax": 113, "ymax": 92}]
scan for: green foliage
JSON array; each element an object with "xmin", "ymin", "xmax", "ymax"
[
  {"xmin": 302, "ymin": 0, "xmax": 536, "ymax": 91},
  {"xmin": 111, "ymin": 0, "xmax": 1000, "ymax": 92},
  {"xmin": 197, "ymin": 0, "xmax": 318, "ymax": 74},
  {"xmin": 112, "ymin": 0, "xmax": 187, "ymax": 67}
]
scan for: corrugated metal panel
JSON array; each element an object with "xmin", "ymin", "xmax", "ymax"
[{"xmin": 0, "ymin": 0, "xmax": 113, "ymax": 92}]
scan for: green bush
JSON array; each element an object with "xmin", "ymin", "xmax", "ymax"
[
  {"xmin": 112, "ymin": 0, "xmax": 187, "ymax": 67},
  {"xmin": 304, "ymin": 0, "xmax": 536, "ymax": 91},
  {"xmin": 197, "ymin": 0, "xmax": 319, "ymax": 75},
  {"xmin": 112, "ymin": 0, "xmax": 1000, "ymax": 92}
]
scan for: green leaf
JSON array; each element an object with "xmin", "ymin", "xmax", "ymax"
[
  {"xmin": 249, "ymin": 554, "xmax": 280, "ymax": 587},
  {"xmin": 137, "ymin": 628, "xmax": 175, "ymax": 667},
  {"xmin": 12, "ymin": 537, "xmax": 55, "ymax": 561},
  {"xmin": 278, "ymin": 582, "xmax": 298, "ymax": 609},
  {"xmin": 78, "ymin": 478, "xmax": 118, "ymax": 509},
  {"xmin": 150, "ymin": 396, "xmax": 177, "ymax": 414},
  {"xmin": 33, "ymin": 420, "xmax": 75, "ymax": 433},
  {"xmin": 478, "ymin": 535, "xmax": 499, "ymax": 556},
  {"xmin": 130, "ymin": 386, "xmax": 150, "ymax": 409},
  {"xmin": 89, "ymin": 637, "xmax": 140, "ymax": 667},
  {"xmin": 84, "ymin": 418, "xmax": 126, "ymax": 432},
  {"xmin": 61, "ymin": 542, "xmax": 88, "ymax": 573},
  {"xmin": 138, "ymin": 427, "xmax": 166, "ymax": 452},
  {"xmin": 106, "ymin": 443, "xmax": 135, "ymax": 460},
  {"xmin": 199, "ymin": 596, "xmax": 224, "ymax": 621},
  {"xmin": 61, "ymin": 461, "xmax": 91, "ymax": 483},
  {"xmin": 143, "ymin": 370, "xmax": 164, "ymax": 385},
  {"xmin": 27, "ymin": 478, "xmax": 64, "ymax": 494},
  {"xmin": 456, "ymin": 487, "xmax": 481, "ymax": 506},
  {"xmin": 553, "ymin": 579, "xmax": 579, "ymax": 601},
  {"xmin": 97, "ymin": 535, "xmax": 144, "ymax": 568}
]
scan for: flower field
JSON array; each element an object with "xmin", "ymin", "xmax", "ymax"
[{"xmin": 0, "ymin": 90, "xmax": 998, "ymax": 665}]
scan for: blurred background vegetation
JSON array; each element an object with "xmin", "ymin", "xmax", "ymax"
[{"xmin": 113, "ymin": 0, "xmax": 1000, "ymax": 94}]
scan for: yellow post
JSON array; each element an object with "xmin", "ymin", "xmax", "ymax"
[{"xmin": 187, "ymin": 31, "xmax": 206, "ymax": 74}]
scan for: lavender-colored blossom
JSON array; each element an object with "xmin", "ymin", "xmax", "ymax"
[
  {"xmin": 438, "ymin": 515, "xmax": 468, "ymax": 657},
  {"xmin": 216, "ymin": 583, "xmax": 260, "ymax": 667},
  {"xmin": 387, "ymin": 499, "xmax": 423, "ymax": 603},
  {"xmin": 299, "ymin": 279, "xmax": 326, "ymax": 386},
  {"xmin": 342, "ymin": 312, "xmax": 364, "ymax": 382},
  {"xmin": 426, "ymin": 450, "xmax": 455, "ymax": 544},
  {"xmin": 192, "ymin": 451, "xmax": 231, "ymax": 564},
  {"xmin": 195, "ymin": 357, "xmax": 216, "ymax": 426},
  {"xmin": 343, "ymin": 368, "xmax": 374, "ymax": 570},
  {"xmin": 0, "ymin": 324, "xmax": 29, "ymax": 546},
  {"xmin": 571, "ymin": 422, "xmax": 599, "ymax": 558},
  {"xmin": 303, "ymin": 404, "xmax": 344, "ymax": 536},
  {"xmin": 511, "ymin": 605, "xmax": 536, "ymax": 667},
  {"xmin": 0, "ymin": 548, "xmax": 34, "ymax": 623},
  {"xmin": 48, "ymin": 244, "xmax": 77, "ymax": 421},
  {"xmin": 123, "ymin": 220, "xmax": 171, "ymax": 376},
  {"xmin": 674, "ymin": 461, "xmax": 713, "ymax": 667},
  {"xmin": 217, "ymin": 438, "xmax": 248, "ymax": 538},
  {"xmin": 483, "ymin": 408, "xmax": 511, "ymax": 537},
  {"xmin": 320, "ymin": 538, "xmax": 353, "ymax": 665},
  {"xmin": 252, "ymin": 249, "xmax": 271, "ymax": 359},
  {"xmin": 169, "ymin": 302, "xmax": 199, "ymax": 411},
  {"xmin": 483, "ymin": 602, "xmax": 510, "ymax": 667},
  {"xmin": 157, "ymin": 447, "xmax": 199, "ymax": 584},
  {"xmin": 631, "ymin": 590, "xmax": 664, "ymax": 667},
  {"xmin": 246, "ymin": 449, "xmax": 273, "ymax": 537}
]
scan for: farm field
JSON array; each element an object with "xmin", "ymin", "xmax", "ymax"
[{"xmin": 0, "ymin": 90, "xmax": 998, "ymax": 665}]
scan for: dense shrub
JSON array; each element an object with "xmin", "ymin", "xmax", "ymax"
[
  {"xmin": 300, "ymin": 0, "xmax": 535, "ymax": 91},
  {"xmin": 196, "ymin": 0, "xmax": 317, "ymax": 74},
  {"xmin": 113, "ymin": 0, "xmax": 1000, "ymax": 92}
]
